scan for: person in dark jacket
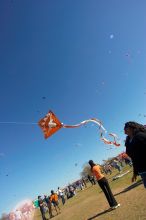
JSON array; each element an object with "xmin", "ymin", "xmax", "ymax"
[{"xmin": 124, "ymin": 121, "xmax": 146, "ymax": 187}]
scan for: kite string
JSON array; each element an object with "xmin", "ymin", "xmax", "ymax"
[{"xmin": 0, "ymin": 121, "xmax": 37, "ymax": 125}]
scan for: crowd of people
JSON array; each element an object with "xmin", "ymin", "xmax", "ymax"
[
  {"xmin": 37, "ymin": 189, "xmax": 64, "ymax": 220},
  {"xmin": 36, "ymin": 180, "xmax": 91, "ymax": 220},
  {"xmin": 5, "ymin": 121, "xmax": 146, "ymax": 220},
  {"xmin": 36, "ymin": 154, "xmax": 134, "ymax": 220},
  {"xmin": 102, "ymin": 152, "xmax": 132, "ymax": 175},
  {"xmin": 22, "ymin": 119, "xmax": 146, "ymax": 220},
  {"xmin": 35, "ymin": 179, "xmax": 94, "ymax": 220}
]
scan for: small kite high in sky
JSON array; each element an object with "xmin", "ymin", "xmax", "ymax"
[{"xmin": 38, "ymin": 110, "xmax": 120, "ymax": 147}]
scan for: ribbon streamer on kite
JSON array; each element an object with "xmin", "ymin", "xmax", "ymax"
[
  {"xmin": 109, "ymin": 133, "xmax": 121, "ymax": 146},
  {"xmin": 38, "ymin": 110, "xmax": 120, "ymax": 147},
  {"xmin": 101, "ymin": 133, "xmax": 120, "ymax": 147},
  {"xmin": 63, "ymin": 118, "xmax": 106, "ymax": 131},
  {"xmin": 38, "ymin": 110, "xmax": 106, "ymax": 139},
  {"xmin": 101, "ymin": 137, "xmax": 112, "ymax": 145}
]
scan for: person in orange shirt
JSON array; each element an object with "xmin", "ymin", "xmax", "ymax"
[
  {"xmin": 89, "ymin": 160, "xmax": 120, "ymax": 210},
  {"xmin": 50, "ymin": 190, "xmax": 61, "ymax": 215}
]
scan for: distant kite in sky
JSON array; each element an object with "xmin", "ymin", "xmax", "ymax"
[
  {"xmin": 125, "ymin": 52, "xmax": 132, "ymax": 63},
  {"xmin": 125, "ymin": 53, "xmax": 130, "ymax": 57},
  {"xmin": 38, "ymin": 110, "xmax": 120, "ymax": 147}
]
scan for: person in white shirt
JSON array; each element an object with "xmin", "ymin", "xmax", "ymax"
[{"xmin": 57, "ymin": 187, "xmax": 65, "ymax": 205}]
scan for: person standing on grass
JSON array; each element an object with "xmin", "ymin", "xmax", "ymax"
[
  {"xmin": 44, "ymin": 195, "xmax": 53, "ymax": 218},
  {"xmin": 57, "ymin": 187, "xmax": 66, "ymax": 205},
  {"xmin": 122, "ymin": 153, "xmax": 132, "ymax": 167},
  {"xmin": 50, "ymin": 190, "xmax": 61, "ymax": 215},
  {"xmin": 112, "ymin": 159, "xmax": 122, "ymax": 173},
  {"xmin": 38, "ymin": 196, "xmax": 47, "ymax": 220},
  {"xmin": 87, "ymin": 175, "xmax": 96, "ymax": 185},
  {"xmin": 124, "ymin": 121, "xmax": 146, "ymax": 187},
  {"xmin": 82, "ymin": 177, "xmax": 87, "ymax": 188},
  {"xmin": 88, "ymin": 160, "xmax": 120, "ymax": 210}
]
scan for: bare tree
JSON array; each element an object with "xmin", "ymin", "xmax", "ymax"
[{"xmin": 80, "ymin": 162, "xmax": 92, "ymax": 178}]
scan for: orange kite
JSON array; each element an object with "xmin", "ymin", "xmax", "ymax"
[{"xmin": 38, "ymin": 111, "xmax": 63, "ymax": 139}]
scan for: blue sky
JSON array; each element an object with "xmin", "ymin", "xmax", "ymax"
[{"xmin": 0, "ymin": 0, "xmax": 146, "ymax": 215}]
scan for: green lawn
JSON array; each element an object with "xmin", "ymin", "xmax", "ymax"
[{"xmin": 33, "ymin": 165, "xmax": 144, "ymax": 220}]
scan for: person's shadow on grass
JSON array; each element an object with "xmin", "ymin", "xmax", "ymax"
[
  {"xmin": 87, "ymin": 208, "xmax": 113, "ymax": 220},
  {"xmin": 114, "ymin": 179, "xmax": 143, "ymax": 196},
  {"xmin": 87, "ymin": 180, "xmax": 143, "ymax": 220}
]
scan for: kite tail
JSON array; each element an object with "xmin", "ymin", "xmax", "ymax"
[{"xmin": 62, "ymin": 119, "xmax": 106, "ymax": 132}]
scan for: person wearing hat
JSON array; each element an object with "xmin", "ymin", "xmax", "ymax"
[
  {"xmin": 124, "ymin": 121, "xmax": 146, "ymax": 187},
  {"xmin": 88, "ymin": 160, "xmax": 120, "ymax": 210}
]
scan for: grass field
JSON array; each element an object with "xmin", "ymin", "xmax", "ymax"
[{"xmin": 33, "ymin": 165, "xmax": 146, "ymax": 220}]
